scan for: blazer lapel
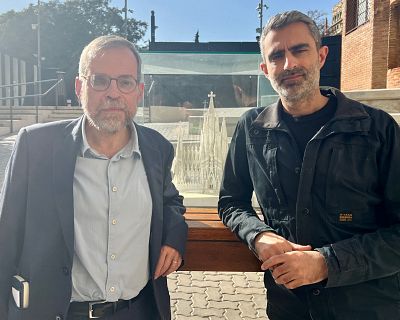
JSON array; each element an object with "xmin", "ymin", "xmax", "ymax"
[
  {"xmin": 53, "ymin": 117, "xmax": 83, "ymax": 260},
  {"xmin": 136, "ymin": 125, "xmax": 163, "ymax": 270}
]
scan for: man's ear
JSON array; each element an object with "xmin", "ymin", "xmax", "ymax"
[
  {"xmin": 260, "ymin": 63, "xmax": 269, "ymax": 78},
  {"xmin": 75, "ymin": 76, "xmax": 82, "ymax": 100},
  {"xmin": 318, "ymin": 45, "xmax": 329, "ymax": 70}
]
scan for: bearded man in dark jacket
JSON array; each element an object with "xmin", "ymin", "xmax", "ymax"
[{"xmin": 219, "ymin": 10, "xmax": 400, "ymax": 320}]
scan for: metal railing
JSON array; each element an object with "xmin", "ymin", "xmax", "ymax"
[{"xmin": 0, "ymin": 78, "xmax": 64, "ymax": 133}]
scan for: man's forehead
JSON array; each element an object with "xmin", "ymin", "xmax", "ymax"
[
  {"xmin": 92, "ymin": 47, "xmax": 135, "ymax": 60},
  {"xmin": 263, "ymin": 22, "xmax": 316, "ymax": 52},
  {"xmin": 87, "ymin": 47, "xmax": 138, "ymax": 74}
]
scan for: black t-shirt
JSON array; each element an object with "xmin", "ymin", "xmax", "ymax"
[{"xmin": 280, "ymin": 96, "xmax": 337, "ymax": 159}]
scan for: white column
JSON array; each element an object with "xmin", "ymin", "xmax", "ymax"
[
  {"xmin": 20, "ymin": 60, "xmax": 26, "ymax": 106},
  {"xmin": 13, "ymin": 57, "xmax": 19, "ymax": 106},
  {"xmin": 33, "ymin": 64, "xmax": 38, "ymax": 106},
  {"xmin": 4, "ymin": 55, "xmax": 11, "ymax": 107},
  {"xmin": 0, "ymin": 53, "xmax": 3, "ymax": 106}
]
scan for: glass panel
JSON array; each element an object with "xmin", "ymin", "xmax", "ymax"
[
  {"xmin": 137, "ymin": 52, "xmax": 277, "ymax": 203},
  {"xmin": 139, "ymin": 52, "xmax": 277, "ymax": 116}
]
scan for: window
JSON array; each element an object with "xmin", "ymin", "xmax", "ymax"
[
  {"xmin": 346, "ymin": 0, "xmax": 369, "ymax": 32},
  {"xmin": 357, "ymin": 0, "xmax": 369, "ymax": 25}
]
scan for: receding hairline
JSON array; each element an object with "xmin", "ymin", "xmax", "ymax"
[
  {"xmin": 259, "ymin": 11, "xmax": 321, "ymax": 62},
  {"xmin": 261, "ymin": 22, "xmax": 318, "ymax": 54},
  {"xmin": 78, "ymin": 35, "xmax": 142, "ymax": 80}
]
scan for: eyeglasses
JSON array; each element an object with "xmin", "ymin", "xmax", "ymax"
[{"xmin": 82, "ymin": 74, "xmax": 138, "ymax": 94}]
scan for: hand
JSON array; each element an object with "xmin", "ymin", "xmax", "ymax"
[
  {"xmin": 261, "ymin": 250, "xmax": 328, "ymax": 289},
  {"xmin": 254, "ymin": 231, "xmax": 311, "ymax": 262},
  {"xmin": 154, "ymin": 245, "xmax": 182, "ymax": 279}
]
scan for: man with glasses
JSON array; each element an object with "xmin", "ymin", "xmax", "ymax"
[
  {"xmin": 0, "ymin": 35, "xmax": 188, "ymax": 320},
  {"xmin": 219, "ymin": 10, "xmax": 400, "ymax": 320}
]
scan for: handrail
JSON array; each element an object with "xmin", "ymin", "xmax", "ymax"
[
  {"xmin": 0, "ymin": 79, "xmax": 63, "ymax": 101},
  {"xmin": 0, "ymin": 78, "xmax": 64, "ymax": 133},
  {"xmin": 0, "ymin": 78, "xmax": 58, "ymax": 89}
]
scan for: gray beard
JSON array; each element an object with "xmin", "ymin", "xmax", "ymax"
[
  {"xmin": 270, "ymin": 65, "xmax": 320, "ymax": 104},
  {"xmin": 85, "ymin": 114, "xmax": 131, "ymax": 134},
  {"xmin": 83, "ymin": 101, "xmax": 134, "ymax": 134}
]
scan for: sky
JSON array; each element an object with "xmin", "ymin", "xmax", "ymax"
[{"xmin": 0, "ymin": 0, "xmax": 340, "ymax": 44}]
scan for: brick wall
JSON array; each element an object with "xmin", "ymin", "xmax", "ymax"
[
  {"xmin": 388, "ymin": 67, "xmax": 400, "ymax": 88},
  {"xmin": 341, "ymin": 0, "xmax": 393, "ymax": 90},
  {"xmin": 371, "ymin": 0, "xmax": 390, "ymax": 88},
  {"xmin": 387, "ymin": 1, "xmax": 400, "ymax": 88},
  {"xmin": 341, "ymin": 0, "xmax": 374, "ymax": 90}
]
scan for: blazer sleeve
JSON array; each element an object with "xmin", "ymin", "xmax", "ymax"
[
  {"xmin": 0, "ymin": 129, "xmax": 29, "ymax": 318},
  {"xmin": 161, "ymin": 143, "xmax": 188, "ymax": 256}
]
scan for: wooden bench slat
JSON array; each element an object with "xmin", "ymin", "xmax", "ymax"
[
  {"xmin": 181, "ymin": 241, "xmax": 261, "ymax": 272},
  {"xmin": 182, "ymin": 208, "xmax": 261, "ymax": 271},
  {"xmin": 185, "ymin": 207, "xmax": 218, "ymax": 214},
  {"xmin": 184, "ymin": 213, "xmax": 221, "ymax": 221}
]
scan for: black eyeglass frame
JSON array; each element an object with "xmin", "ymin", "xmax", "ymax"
[{"xmin": 81, "ymin": 74, "xmax": 139, "ymax": 94}]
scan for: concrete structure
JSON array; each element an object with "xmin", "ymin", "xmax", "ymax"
[
  {"xmin": 343, "ymin": 88, "xmax": 400, "ymax": 113},
  {"xmin": 341, "ymin": 0, "xmax": 400, "ymax": 90}
]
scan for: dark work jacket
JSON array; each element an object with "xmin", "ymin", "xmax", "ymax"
[{"xmin": 219, "ymin": 88, "xmax": 400, "ymax": 320}]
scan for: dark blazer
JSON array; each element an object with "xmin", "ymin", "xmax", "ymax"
[{"xmin": 0, "ymin": 116, "xmax": 188, "ymax": 320}]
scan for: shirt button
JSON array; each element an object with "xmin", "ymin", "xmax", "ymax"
[
  {"xmin": 312, "ymin": 289, "xmax": 321, "ymax": 296},
  {"xmin": 62, "ymin": 267, "xmax": 69, "ymax": 275},
  {"xmin": 302, "ymin": 208, "xmax": 310, "ymax": 215},
  {"xmin": 112, "ymin": 186, "xmax": 118, "ymax": 192},
  {"xmin": 295, "ymin": 167, "xmax": 301, "ymax": 174},
  {"xmin": 110, "ymin": 287, "xmax": 115, "ymax": 292},
  {"xmin": 111, "ymin": 254, "xmax": 116, "ymax": 260},
  {"xmin": 112, "ymin": 219, "xmax": 117, "ymax": 225}
]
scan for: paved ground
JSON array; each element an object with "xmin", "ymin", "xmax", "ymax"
[{"xmin": 0, "ymin": 134, "xmax": 268, "ymax": 320}]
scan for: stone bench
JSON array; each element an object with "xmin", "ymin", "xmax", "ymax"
[{"xmin": 181, "ymin": 207, "xmax": 261, "ymax": 272}]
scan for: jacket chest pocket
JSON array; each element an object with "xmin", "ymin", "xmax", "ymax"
[
  {"xmin": 247, "ymin": 141, "xmax": 287, "ymax": 212},
  {"xmin": 323, "ymin": 142, "xmax": 379, "ymax": 228}
]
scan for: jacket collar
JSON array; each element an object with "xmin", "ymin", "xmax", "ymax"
[{"xmin": 252, "ymin": 87, "xmax": 370, "ymax": 130}]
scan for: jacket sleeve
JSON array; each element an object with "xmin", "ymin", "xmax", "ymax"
[
  {"xmin": 317, "ymin": 115, "xmax": 400, "ymax": 287},
  {"xmin": 0, "ymin": 129, "xmax": 29, "ymax": 318},
  {"xmin": 218, "ymin": 117, "xmax": 274, "ymax": 252},
  {"xmin": 161, "ymin": 143, "xmax": 188, "ymax": 256}
]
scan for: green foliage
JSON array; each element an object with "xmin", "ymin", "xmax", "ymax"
[{"xmin": 0, "ymin": 0, "xmax": 147, "ymax": 102}]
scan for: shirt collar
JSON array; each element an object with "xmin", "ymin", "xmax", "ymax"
[{"xmin": 80, "ymin": 116, "xmax": 141, "ymax": 160}]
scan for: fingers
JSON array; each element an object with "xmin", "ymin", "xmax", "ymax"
[
  {"xmin": 261, "ymin": 254, "xmax": 286, "ymax": 271},
  {"xmin": 264, "ymin": 250, "xmax": 327, "ymax": 289},
  {"xmin": 254, "ymin": 232, "xmax": 312, "ymax": 263},
  {"xmin": 154, "ymin": 250, "xmax": 166, "ymax": 280},
  {"xmin": 290, "ymin": 243, "xmax": 312, "ymax": 251},
  {"xmin": 154, "ymin": 245, "xmax": 182, "ymax": 279},
  {"xmin": 162, "ymin": 256, "xmax": 182, "ymax": 277}
]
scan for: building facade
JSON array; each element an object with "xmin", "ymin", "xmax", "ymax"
[
  {"xmin": 329, "ymin": 1, "xmax": 344, "ymax": 35},
  {"xmin": 341, "ymin": 0, "xmax": 400, "ymax": 90}
]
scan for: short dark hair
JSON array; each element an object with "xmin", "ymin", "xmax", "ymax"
[{"xmin": 259, "ymin": 10, "xmax": 321, "ymax": 62}]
